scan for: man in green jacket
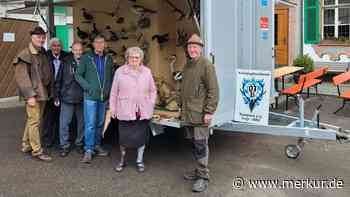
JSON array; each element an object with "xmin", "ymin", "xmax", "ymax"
[
  {"xmin": 75, "ymin": 34, "xmax": 114, "ymax": 163},
  {"xmin": 180, "ymin": 34, "xmax": 219, "ymax": 192}
]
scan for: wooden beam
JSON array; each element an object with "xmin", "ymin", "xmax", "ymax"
[{"xmin": 47, "ymin": 0, "xmax": 55, "ymax": 38}]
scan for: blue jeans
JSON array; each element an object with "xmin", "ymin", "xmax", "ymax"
[{"xmin": 83, "ymin": 99, "xmax": 106, "ymax": 153}]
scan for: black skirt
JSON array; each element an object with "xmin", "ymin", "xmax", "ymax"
[{"xmin": 118, "ymin": 119, "xmax": 150, "ymax": 148}]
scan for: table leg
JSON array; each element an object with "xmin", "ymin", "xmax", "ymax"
[{"xmin": 274, "ymin": 78, "xmax": 279, "ymax": 109}]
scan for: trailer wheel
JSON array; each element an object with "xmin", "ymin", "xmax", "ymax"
[{"xmin": 285, "ymin": 144, "xmax": 301, "ymax": 159}]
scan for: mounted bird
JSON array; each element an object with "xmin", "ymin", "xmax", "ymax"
[
  {"xmin": 152, "ymin": 33, "xmax": 169, "ymax": 45},
  {"xmin": 76, "ymin": 27, "xmax": 89, "ymax": 40},
  {"xmin": 132, "ymin": 5, "xmax": 157, "ymax": 17},
  {"xmin": 105, "ymin": 26, "xmax": 119, "ymax": 41},
  {"xmin": 81, "ymin": 8, "xmax": 94, "ymax": 22},
  {"xmin": 176, "ymin": 29, "xmax": 188, "ymax": 47},
  {"xmin": 89, "ymin": 23, "xmax": 100, "ymax": 41}
]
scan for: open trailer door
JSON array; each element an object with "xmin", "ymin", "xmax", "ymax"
[{"xmin": 201, "ymin": 0, "xmax": 275, "ymax": 127}]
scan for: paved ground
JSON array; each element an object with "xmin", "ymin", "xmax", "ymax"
[{"xmin": 0, "ymin": 95, "xmax": 350, "ymax": 197}]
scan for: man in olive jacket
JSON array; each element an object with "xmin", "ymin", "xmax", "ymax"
[
  {"xmin": 180, "ymin": 34, "xmax": 219, "ymax": 192},
  {"xmin": 13, "ymin": 26, "xmax": 53, "ymax": 162},
  {"xmin": 75, "ymin": 35, "xmax": 114, "ymax": 163}
]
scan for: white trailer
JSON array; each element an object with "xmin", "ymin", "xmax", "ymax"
[
  {"xmin": 28, "ymin": 0, "xmax": 348, "ymax": 159},
  {"xmin": 154, "ymin": 0, "xmax": 349, "ymax": 159}
]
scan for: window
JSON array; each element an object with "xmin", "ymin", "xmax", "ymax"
[
  {"xmin": 339, "ymin": 0, "xmax": 350, "ymax": 4},
  {"xmin": 339, "ymin": 7, "xmax": 350, "ymax": 38},
  {"xmin": 324, "ymin": 9, "xmax": 335, "ymax": 38},
  {"xmin": 323, "ymin": 0, "xmax": 350, "ymax": 40},
  {"xmin": 325, "ymin": 0, "xmax": 335, "ymax": 5}
]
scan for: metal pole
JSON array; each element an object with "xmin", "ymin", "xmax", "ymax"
[
  {"xmin": 298, "ymin": 95, "xmax": 304, "ymax": 128},
  {"xmin": 300, "ymin": 0, "xmax": 304, "ymax": 56},
  {"xmin": 48, "ymin": 0, "xmax": 55, "ymax": 38}
]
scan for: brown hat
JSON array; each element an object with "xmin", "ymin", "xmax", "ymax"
[
  {"xmin": 30, "ymin": 26, "xmax": 46, "ymax": 35},
  {"xmin": 187, "ymin": 34, "xmax": 204, "ymax": 47}
]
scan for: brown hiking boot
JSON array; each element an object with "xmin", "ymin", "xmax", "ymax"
[{"xmin": 35, "ymin": 154, "xmax": 52, "ymax": 162}]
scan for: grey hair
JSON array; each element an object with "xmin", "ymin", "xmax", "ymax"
[
  {"xmin": 49, "ymin": 37, "xmax": 62, "ymax": 48},
  {"xmin": 125, "ymin": 46, "xmax": 144, "ymax": 61},
  {"xmin": 71, "ymin": 41, "xmax": 83, "ymax": 48}
]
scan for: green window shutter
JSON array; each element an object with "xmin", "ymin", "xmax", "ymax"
[
  {"xmin": 54, "ymin": 6, "xmax": 69, "ymax": 51},
  {"xmin": 55, "ymin": 26, "xmax": 69, "ymax": 51},
  {"xmin": 304, "ymin": 0, "xmax": 320, "ymax": 44}
]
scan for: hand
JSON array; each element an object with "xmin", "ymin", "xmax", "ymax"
[
  {"xmin": 203, "ymin": 113, "xmax": 213, "ymax": 124},
  {"xmin": 27, "ymin": 97, "xmax": 36, "ymax": 107},
  {"xmin": 111, "ymin": 112, "xmax": 117, "ymax": 119},
  {"xmin": 54, "ymin": 99, "xmax": 60, "ymax": 107}
]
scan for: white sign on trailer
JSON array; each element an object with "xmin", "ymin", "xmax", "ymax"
[
  {"xmin": 234, "ymin": 69, "xmax": 271, "ymax": 126},
  {"xmin": 3, "ymin": 32, "xmax": 15, "ymax": 42}
]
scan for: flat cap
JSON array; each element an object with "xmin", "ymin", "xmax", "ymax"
[{"xmin": 30, "ymin": 26, "xmax": 46, "ymax": 35}]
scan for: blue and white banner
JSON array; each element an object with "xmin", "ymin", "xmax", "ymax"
[{"xmin": 234, "ymin": 69, "xmax": 271, "ymax": 125}]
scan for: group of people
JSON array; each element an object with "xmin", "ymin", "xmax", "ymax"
[{"xmin": 13, "ymin": 26, "xmax": 219, "ymax": 192}]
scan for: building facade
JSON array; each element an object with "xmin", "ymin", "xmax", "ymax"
[{"xmin": 304, "ymin": 0, "xmax": 350, "ymax": 72}]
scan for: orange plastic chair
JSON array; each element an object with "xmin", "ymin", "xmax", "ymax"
[
  {"xmin": 303, "ymin": 67, "xmax": 328, "ymax": 97},
  {"xmin": 281, "ymin": 74, "xmax": 306, "ymax": 110},
  {"xmin": 332, "ymin": 71, "xmax": 350, "ymax": 114}
]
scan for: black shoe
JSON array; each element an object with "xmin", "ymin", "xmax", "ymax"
[
  {"xmin": 114, "ymin": 162, "xmax": 126, "ymax": 172},
  {"xmin": 95, "ymin": 146, "xmax": 109, "ymax": 157},
  {"xmin": 81, "ymin": 152, "xmax": 92, "ymax": 164},
  {"xmin": 136, "ymin": 162, "xmax": 145, "ymax": 173},
  {"xmin": 59, "ymin": 148, "xmax": 70, "ymax": 157},
  {"xmin": 192, "ymin": 178, "xmax": 209, "ymax": 192}
]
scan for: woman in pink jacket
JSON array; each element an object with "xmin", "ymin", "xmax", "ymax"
[{"xmin": 109, "ymin": 46, "xmax": 157, "ymax": 173}]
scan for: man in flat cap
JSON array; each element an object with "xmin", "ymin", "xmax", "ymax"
[
  {"xmin": 179, "ymin": 34, "xmax": 219, "ymax": 192},
  {"xmin": 13, "ymin": 26, "xmax": 53, "ymax": 162}
]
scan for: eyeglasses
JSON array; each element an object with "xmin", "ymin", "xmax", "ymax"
[{"xmin": 128, "ymin": 56, "xmax": 141, "ymax": 59}]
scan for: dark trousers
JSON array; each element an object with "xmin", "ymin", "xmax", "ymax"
[
  {"xmin": 185, "ymin": 126, "xmax": 210, "ymax": 180},
  {"xmin": 41, "ymin": 99, "xmax": 60, "ymax": 147},
  {"xmin": 59, "ymin": 102, "xmax": 84, "ymax": 149}
]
